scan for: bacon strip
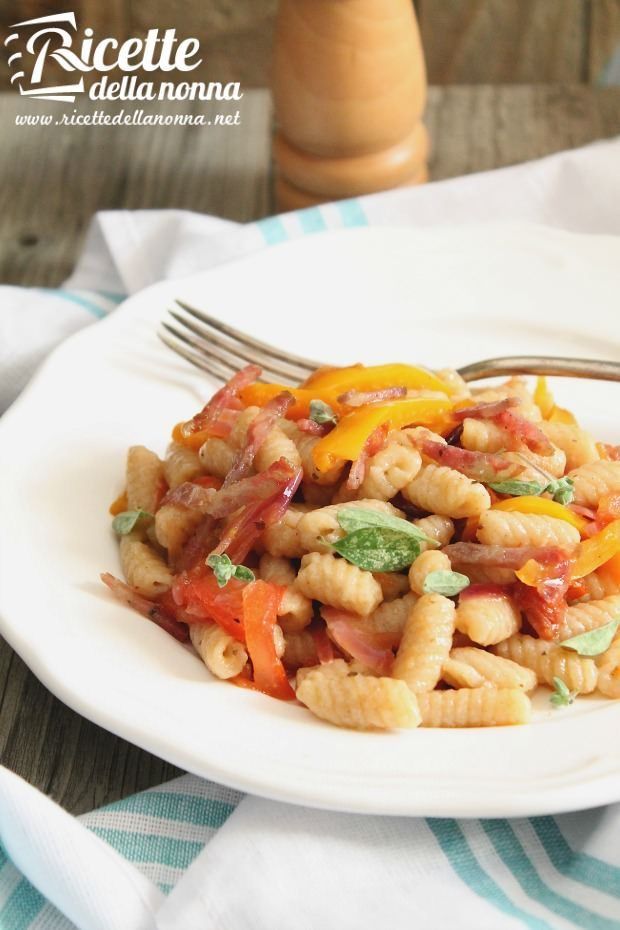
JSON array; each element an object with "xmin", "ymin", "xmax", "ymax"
[
  {"xmin": 212, "ymin": 458, "xmax": 303, "ymax": 563},
  {"xmin": 453, "ymin": 397, "xmax": 519, "ymax": 421},
  {"xmin": 174, "ymin": 516, "xmax": 220, "ymax": 572},
  {"xmin": 338, "ymin": 386, "xmax": 407, "ymax": 407},
  {"xmin": 458, "ymin": 583, "xmax": 511, "ymax": 601},
  {"xmin": 182, "ymin": 364, "xmax": 261, "ymax": 438},
  {"xmin": 322, "ymin": 608, "xmax": 394, "ymax": 675},
  {"xmin": 162, "ymin": 482, "xmax": 216, "ymax": 513},
  {"xmin": 296, "ymin": 418, "xmax": 332, "ymax": 436},
  {"xmin": 419, "ymin": 439, "xmax": 522, "ymax": 483},
  {"xmin": 443, "ymin": 542, "xmax": 568, "ymax": 570},
  {"xmin": 224, "ymin": 391, "xmax": 294, "ymax": 486},
  {"xmin": 100, "ymin": 573, "xmax": 189, "ymax": 642},
  {"xmin": 493, "ymin": 409, "xmax": 554, "ymax": 456},
  {"xmin": 346, "ymin": 423, "xmax": 389, "ymax": 490}
]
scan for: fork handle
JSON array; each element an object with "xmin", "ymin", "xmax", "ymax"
[{"xmin": 458, "ymin": 356, "xmax": 620, "ymax": 384}]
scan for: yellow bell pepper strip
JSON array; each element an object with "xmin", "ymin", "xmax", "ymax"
[
  {"xmin": 299, "ymin": 363, "xmax": 454, "ymax": 397},
  {"xmin": 596, "ymin": 551, "xmax": 620, "ymax": 590},
  {"xmin": 534, "ymin": 376, "xmax": 555, "ymax": 419},
  {"xmin": 109, "ymin": 492, "xmax": 128, "ymax": 516},
  {"xmin": 312, "ymin": 397, "xmax": 453, "ymax": 473},
  {"xmin": 171, "ymin": 420, "xmax": 212, "ymax": 451},
  {"xmin": 571, "ymin": 520, "xmax": 620, "ymax": 579},
  {"xmin": 239, "ymin": 383, "xmax": 342, "ymax": 420},
  {"xmin": 492, "ymin": 496, "xmax": 588, "ymax": 533},
  {"xmin": 548, "ymin": 405, "xmax": 578, "ymax": 426}
]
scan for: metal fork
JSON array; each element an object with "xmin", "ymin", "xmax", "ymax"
[{"xmin": 160, "ymin": 299, "xmax": 620, "ymax": 386}]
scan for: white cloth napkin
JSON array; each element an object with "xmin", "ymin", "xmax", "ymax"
[{"xmin": 1, "ymin": 137, "xmax": 620, "ymax": 930}]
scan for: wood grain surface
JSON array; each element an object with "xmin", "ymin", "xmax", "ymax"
[
  {"xmin": 0, "ymin": 83, "xmax": 619, "ymax": 812},
  {"xmin": 2, "ymin": 0, "xmax": 619, "ymax": 89}
]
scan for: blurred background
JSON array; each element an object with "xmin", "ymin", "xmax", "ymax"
[{"xmin": 2, "ymin": 0, "xmax": 620, "ymax": 89}]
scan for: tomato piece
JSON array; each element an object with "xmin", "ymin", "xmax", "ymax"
[
  {"xmin": 243, "ymin": 580, "xmax": 294, "ymax": 700},
  {"xmin": 171, "ymin": 569, "xmax": 245, "ymax": 641}
]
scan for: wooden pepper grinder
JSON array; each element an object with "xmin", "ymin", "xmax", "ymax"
[{"xmin": 271, "ymin": 0, "xmax": 428, "ymax": 211}]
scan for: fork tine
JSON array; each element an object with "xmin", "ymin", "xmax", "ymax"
[
  {"xmin": 159, "ymin": 326, "xmax": 240, "ymax": 383},
  {"xmin": 175, "ymin": 300, "xmax": 321, "ymax": 378},
  {"xmin": 167, "ymin": 308, "xmax": 300, "ymax": 385}
]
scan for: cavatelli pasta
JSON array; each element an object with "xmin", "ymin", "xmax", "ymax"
[
  {"xmin": 357, "ymin": 439, "xmax": 422, "ymax": 501},
  {"xmin": 296, "ymin": 666, "xmax": 421, "ymax": 729},
  {"xmin": 493, "ymin": 634, "xmax": 598, "ymax": 693},
  {"xmin": 190, "ymin": 622, "xmax": 248, "ymax": 679},
  {"xmin": 163, "ymin": 443, "xmax": 202, "ymax": 489},
  {"xmin": 441, "ymin": 658, "xmax": 486, "ymax": 689},
  {"xmin": 557, "ymin": 595, "xmax": 620, "ymax": 642},
  {"xmin": 255, "ymin": 427, "xmax": 302, "ymax": 472},
  {"xmin": 539, "ymin": 422, "xmax": 599, "ymax": 471},
  {"xmin": 476, "ymin": 510, "xmax": 580, "ymax": 550},
  {"xmin": 403, "ymin": 463, "xmax": 491, "ymax": 518},
  {"xmin": 455, "ymin": 591, "xmax": 521, "ymax": 645},
  {"xmin": 126, "ymin": 446, "xmax": 164, "ymax": 513},
  {"xmin": 597, "ymin": 638, "xmax": 620, "ymax": 698},
  {"xmin": 449, "ymin": 647, "xmax": 537, "ymax": 691},
  {"xmin": 154, "ymin": 504, "xmax": 204, "ymax": 559},
  {"xmin": 119, "ymin": 533, "xmax": 173, "ymax": 597},
  {"xmin": 568, "ymin": 461, "xmax": 620, "ymax": 507},
  {"xmin": 417, "ymin": 688, "xmax": 531, "ymax": 727},
  {"xmin": 414, "ymin": 515, "xmax": 454, "ymax": 552},
  {"xmin": 261, "ymin": 505, "xmax": 310, "ymax": 558},
  {"xmin": 392, "ymin": 593, "xmax": 455, "ymax": 692},
  {"xmin": 296, "ymin": 552, "xmax": 383, "ymax": 616},
  {"xmin": 198, "ymin": 437, "xmax": 236, "ymax": 478},
  {"xmin": 297, "ymin": 499, "xmax": 404, "ymax": 554},
  {"xmin": 408, "ymin": 549, "xmax": 451, "ymax": 596}
]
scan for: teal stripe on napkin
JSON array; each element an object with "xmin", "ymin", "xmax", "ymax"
[
  {"xmin": 482, "ymin": 821, "xmax": 618, "ymax": 930},
  {"xmin": 428, "ymin": 819, "xmax": 554, "ymax": 930},
  {"xmin": 530, "ymin": 817, "xmax": 620, "ymax": 898}
]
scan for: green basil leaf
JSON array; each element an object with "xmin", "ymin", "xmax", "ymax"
[
  {"xmin": 207, "ymin": 554, "xmax": 255, "ymax": 587},
  {"xmin": 234, "ymin": 565, "xmax": 256, "ymax": 583},
  {"xmin": 332, "ymin": 527, "xmax": 421, "ymax": 572},
  {"xmin": 112, "ymin": 509, "xmax": 152, "ymax": 536},
  {"xmin": 422, "ymin": 570, "xmax": 470, "ymax": 597},
  {"xmin": 207, "ymin": 553, "xmax": 235, "ymax": 587},
  {"xmin": 309, "ymin": 399, "xmax": 337, "ymax": 425},
  {"xmin": 550, "ymin": 676, "xmax": 576, "ymax": 708},
  {"xmin": 487, "ymin": 479, "xmax": 545, "ymax": 497},
  {"xmin": 337, "ymin": 507, "xmax": 436, "ymax": 547},
  {"xmin": 560, "ymin": 618, "xmax": 620, "ymax": 656},
  {"xmin": 545, "ymin": 477, "xmax": 575, "ymax": 505}
]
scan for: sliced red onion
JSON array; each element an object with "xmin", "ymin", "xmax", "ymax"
[
  {"xmin": 420, "ymin": 439, "xmax": 522, "ymax": 483},
  {"xmin": 493, "ymin": 409, "xmax": 554, "ymax": 456},
  {"xmin": 101, "ymin": 573, "xmax": 188, "ymax": 642},
  {"xmin": 162, "ymin": 482, "xmax": 216, "ymax": 513},
  {"xmin": 182, "ymin": 364, "xmax": 261, "ymax": 437},
  {"xmin": 346, "ymin": 423, "xmax": 389, "ymax": 490},
  {"xmin": 224, "ymin": 391, "xmax": 294, "ymax": 486},
  {"xmin": 173, "ymin": 516, "xmax": 220, "ymax": 572},
  {"xmin": 453, "ymin": 397, "xmax": 520, "ymax": 421},
  {"xmin": 322, "ymin": 607, "xmax": 394, "ymax": 675},
  {"xmin": 296, "ymin": 418, "xmax": 332, "ymax": 436},
  {"xmin": 443, "ymin": 542, "xmax": 568, "ymax": 569}
]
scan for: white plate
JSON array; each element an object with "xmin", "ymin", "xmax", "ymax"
[{"xmin": 2, "ymin": 224, "xmax": 620, "ymax": 818}]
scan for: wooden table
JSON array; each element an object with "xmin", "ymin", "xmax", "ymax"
[{"xmin": 1, "ymin": 85, "xmax": 619, "ymax": 813}]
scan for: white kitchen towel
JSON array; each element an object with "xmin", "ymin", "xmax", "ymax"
[{"xmin": 1, "ymin": 137, "xmax": 620, "ymax": 930}]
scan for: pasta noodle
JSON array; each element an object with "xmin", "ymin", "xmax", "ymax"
[
  {"xmin": 403, "ymin": 463, "xmax": 491, "ymax": 518},
  {"xmin": 126, "ymin": 446, "xmax": 164, "ymax": 513},
  {"xmin": 568, "ymin": 460, "xmax": 620, "ymax": 507},
  {"xmin": 417, "ymin": 688, "xmax": 531, "ymax": 727},
  {"xmin": 408, "ymin": 549, "xmax": 451, "ymax": 596},
  {"xmin": 449, "ymin": 647, "xmax": 537, "ymax": 691},
  {"xmin": 455, "ymin": 591, "xmax": 521, "ymax": 645},
  {"xmin": 296, "ymin": 552, "xmax": 383, "ymax": 616},
  {"xmin": 119, "ymin": 533, "xmax": 173, "ymax": 597},
  {"xmin": 163, "ymin": 443, "xmax": 202, "ymax": 489},
  {"xmin": 493, "ymin": 635, "xmax": 598, "ymax": 693},
  {"xmin": 392, "ymin": 593, "xmax": 455, "ymax": 692},
  {"xmin": 190, "ymin": 622, "xmax": 248, "ymax": 679},
  {"xmin": 476, "ymin": 510, "xmax": 580, "ymax": 550},
  {"xmin": 296, "ymin": 665, "xmax": 421, "ymax": 729}
]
